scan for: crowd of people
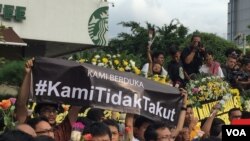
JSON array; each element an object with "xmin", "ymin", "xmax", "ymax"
[
  {"xmin": 1, "ymin": 34, "xmax": 250, "ymax": 141},
  {"xmin": 145, "ymin": 34, "xmax": 250, "ymax": 92}
]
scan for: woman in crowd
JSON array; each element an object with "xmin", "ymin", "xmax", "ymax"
[{"xmin": 199, "ymin": 50, "xmax": 224, "ymax": 78}]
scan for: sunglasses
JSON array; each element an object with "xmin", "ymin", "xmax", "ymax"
[{"xmin": 232, "ymin": 115, "xmax": 242, "ymax": 118}]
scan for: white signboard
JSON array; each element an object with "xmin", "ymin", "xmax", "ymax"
[{"xmin": 0, "ymin": 0, "xmax": 109, "ymax": 46}]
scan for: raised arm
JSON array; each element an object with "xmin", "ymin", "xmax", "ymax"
[
  {"xmin": 201, "ymin": 104, "xmax": 219, "ymax": 138},
  {"xmin": 184, "ymin": 51, "xmax": 196, "ymax": 64},
  {"xmin": 171, "ymin": 88, "xmax": 188, "ymax": 138},
  {"xmin": 16, "ymin": 59, "xmax": 34, "ymax": 123},
  {"xmin": 147, "ymin": 44, "xmax": 153, "ymax": 75},
  {"xmin": 125, "ymin": 113, "xmax": 134, "ymax": 141},
  {"xmin": 68, "ymin": 106, "xmax": 82, "ymax": 124}
]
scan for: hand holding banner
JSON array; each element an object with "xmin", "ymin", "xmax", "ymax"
[{"xmin": 32, "ymin": 57, "xmax": 183, "ymax": 125}]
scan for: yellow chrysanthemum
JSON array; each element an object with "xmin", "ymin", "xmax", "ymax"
[
  {"xmin": 56, "ymin": 113, "xmax": 65, "ymax": 124},
  {"xmin": 114, "ymin": 59, "xmax": 119, "ymax": 65},
  {"xmin": 159, "ymin": 78, "xmax": 166, "ymax": 84},
  {"xmin": 204, "ymin": 92, "xmax": 209, "ymax": 98},
  {"xmin": 91, "ymin": 58, "xmax": 97, "ymax": 63},
  {"xmin": 230, "ymin": 88, "xmax": 240, "ymax": 96},
  {"xmin": 152, "ymin": 75, "xmax": 160, "ymax": 81},
  {"xmin": 104, "ymin": 110, "xmax": 112, "ymax": 119},
  {"xmin": 123, "ymin": 60, "xmax": 128, "ymax": 66},
  {"xmin": 134, "ymin": 67, "xmax": 141, "ymax": 75},
  {"xmin": 102, "ymin": 57, "xmax": 108, "ymax": 64},
  {"xmin": 118, "ymin": 67, "xmax": 125, "ymax": 72},
  {"xmin": 79, "ymin": 59, "xmax": 86, "ymax": 63},
  {"xmin": 199, "ymin": 86, "xmax": 204, "ymax": 91},
  {"xmin": 207, "ymin": 82, "xmax": 213, "ymax": 88},
  {"xmin": 199, "ymin": 96, "xmax": 206, "ymax": 101}
]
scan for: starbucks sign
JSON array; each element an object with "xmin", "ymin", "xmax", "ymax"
[{"xmin": 88, "ymin": 6, "xmax": 109, "ymax": 46}]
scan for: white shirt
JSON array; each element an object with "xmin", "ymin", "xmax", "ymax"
[
  {"xmin": 132, "ymin": 137, "xmax": 140, "ymax": 141},
  {"xmin": 141, "ymin": 63, "xmax": 168, "ymax": 76},
  {"xmin": 199, "ymin": 64, "xmax": 224, "ymax": 78}
]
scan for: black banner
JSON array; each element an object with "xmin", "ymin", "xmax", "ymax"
[{"xmin": 31, "ymin": 57, "xmax": 182, "ymax": 125}]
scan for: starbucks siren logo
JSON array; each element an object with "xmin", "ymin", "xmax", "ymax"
[{"xmin": 88, "ymin": 7, "xmax": 109, "ymax": 46}]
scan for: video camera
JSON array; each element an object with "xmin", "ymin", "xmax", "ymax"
[
  {"xmin": 192, "ymin": 42, "xmax": 203, "ymax": 51},
  {"xmin": 232, "ymin": 70, "xmax": 249, "ymax": 81},
  {"xmin": 197, "ymin": 42, "xmax": 203, "ymax": 49}
]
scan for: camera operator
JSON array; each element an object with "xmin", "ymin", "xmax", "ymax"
[{"xmin": 181, "ymin": 34, "xmax": 205, "ymax": 80}]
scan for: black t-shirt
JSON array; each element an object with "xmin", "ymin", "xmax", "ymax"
[
  {"xmin": 181, "ymin": 46, "xmax": 204, "ymax": 75},
  {"xmin": 167, "ymin": 60, "xmax": 185, "ymax": 86},
  {"xmin": 221, "ymin": 65, "xmax": 233, "ymax": 82}
]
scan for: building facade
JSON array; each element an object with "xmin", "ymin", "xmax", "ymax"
[
  {"xmin": 0, "ymin": 0, "xmax": 109, "ymax": 59},
  {"xmin": 228, "ymin": 0, "xmax": 250, "ymax": 43}
]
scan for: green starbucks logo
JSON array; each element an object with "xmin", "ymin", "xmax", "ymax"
[{"xmin": 88, "ymin": 6, "xmax": 109, "ymax": 46}]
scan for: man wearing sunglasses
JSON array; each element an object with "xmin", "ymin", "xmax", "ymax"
[
  {"xmin": 33, "ymin": 103, "xmax": 60, "ymax": 126},
  {"xmin": 228, "ymin": 108, "xmax": 242, "ymax": 124}
]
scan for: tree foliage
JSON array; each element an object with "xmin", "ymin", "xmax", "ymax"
[
  {"xmin": 108, "ymin": 19, "xmax": 189, "ymax": 66},
  {"xmin": 70, "ymin": 19, "xmax": 237, "ymax": 71},
  {"xmin": 108, "ymin": 20, "xmax": 237, "ymax": 66},
  {"xmin": 0, "ymin": 60, "xmax": 25, "ymax": 86}
]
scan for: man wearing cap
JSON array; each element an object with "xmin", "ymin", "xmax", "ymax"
[
  {"xmin": 33, "ymin": 102, "xmax": 64, "ymax": 126},
  {"xmin": 16, "ymin": 58, "xmax": 81, "ymax": 141}
]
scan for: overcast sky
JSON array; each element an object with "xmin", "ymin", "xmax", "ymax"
[{"xmin": 108, "ymin": 0, "xmax": 229, "ymax": 39}]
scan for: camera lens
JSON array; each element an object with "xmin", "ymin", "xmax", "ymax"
[{"xmin": 198, "ymin": 42, "xmax": 203, "ymax": 48}]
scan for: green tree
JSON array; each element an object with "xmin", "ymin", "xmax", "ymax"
[
  {"xmin": 72, "ymin": 20, "xmax": 236, "ymax": 68},
  {"xmin": 0, "ymin": 60, "xmax": 25, "ymax": 86},
  {"xmin": 108, "ymin": 19, "xmax": 189, "ymax": 66}
]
